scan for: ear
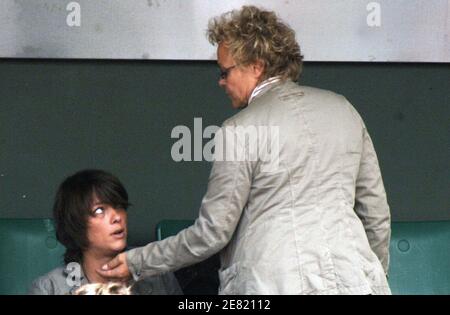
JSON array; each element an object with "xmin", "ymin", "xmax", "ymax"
[{"xmin": 252, "ymin": 59, "xmax": 265, "ymax": 80}]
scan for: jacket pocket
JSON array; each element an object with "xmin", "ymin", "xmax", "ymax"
[{"xmin": 218, "ymin": 263, "xmax": 239, "ymax": 295}]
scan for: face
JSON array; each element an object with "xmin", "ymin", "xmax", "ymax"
[
  {"xmin": 85, "ymin": 198, "xmax": 128, "ymax": 257},
  {"xmin": 217, "ymin": 43, "xmax": 263, "ymax": 109}
]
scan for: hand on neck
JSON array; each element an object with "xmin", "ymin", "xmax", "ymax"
[{"xmin": 82, "ymin": 250, "xmax": 118, "ymax": 284}]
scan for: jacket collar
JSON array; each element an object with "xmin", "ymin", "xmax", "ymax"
[{"xmin": 248, "ymin": 76, "xmax": 282, "ymax": 105}]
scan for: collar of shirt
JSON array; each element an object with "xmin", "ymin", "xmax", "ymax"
[{"xmin": 248, "ymin": 76, "xmax": 282, "ymax": 105}]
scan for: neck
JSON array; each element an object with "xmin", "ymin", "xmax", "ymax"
[
  {"xmin": 82, "ymin": 250, "xmax": 117, "ymax": 284},
  {"xmin": 248, "ymin": 76, "xmax": 282, "ymax": 104}
]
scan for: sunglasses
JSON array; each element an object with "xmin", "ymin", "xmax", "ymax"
[{"xmin": 219, "ymin": 65, "xmax": 237, "ymax": 80}]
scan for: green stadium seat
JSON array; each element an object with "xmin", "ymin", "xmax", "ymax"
[
  {"xmin": 156, "ymin": 219, "xmax": 195, "ymax": 240},
  {"xmin": 1, "ymin": 219, "xmax": 448, "ymax": 295},
  {"xmin": 388, "ymin": 220, "xmax": 450, "ymax": 295},
  {"xmin": 156, "ymin": 219, "xmax": 450, "ymax": 295},
  {"xmin": 0, "ymin": 219, "xmax": 65, "ymax": 295},
  {"xmin": 156, "ymin": 219, "xmax": 219, "ymax": 294}
]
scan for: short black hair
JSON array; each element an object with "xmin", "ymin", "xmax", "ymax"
[{"xmin": 53, "ymin": 169, "xmax": 130, "ymax": 264}]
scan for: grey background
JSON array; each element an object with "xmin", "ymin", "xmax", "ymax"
[
  {"xmin": 0, "ymin": 59, "xmax": 449, "ymax": 245},
  {"xmin": 1, "ymin": 0, "xmax": 449, "ymax": 62}
]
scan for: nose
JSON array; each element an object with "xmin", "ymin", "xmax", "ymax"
[{"xmin": 110, "ymin": 208, "xmax": 122, "ymax": 224}]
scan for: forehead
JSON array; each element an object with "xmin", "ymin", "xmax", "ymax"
[
  {"xmin": 90, "ymin": 190, "xmax": 116, "ymax": 204},
  {"xmin": 90, "ymin": 193, "xmax": 103, "ymax": 206},
  {"xmin": 89, "ymin": 193, "xmax": 111, "ymax": 209},
  {"xmin": 217, "ymin": 43, "xmax": 235, "ymax": 67}
]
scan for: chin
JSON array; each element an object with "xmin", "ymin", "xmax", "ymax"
[
  {"xmin": 231, "ymin": 101, "xmax": 245, "ymax": 109},
  {"xmin": 112, "ymin": 242, "xmax": 127, "ymax": 253}
]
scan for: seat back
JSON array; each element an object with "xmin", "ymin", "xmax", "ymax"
[
  {"xmin": 388, "ymin": 220, "xmax": 450, "ymax": 294},
  {"xmin": 157, "ymin": 219, "xmax": 450, "ymax": 295},
  {"xmin": 156, "ymin": 219, "xmax": 195, "ymax": 240},
  {"xmin": 156, "ymin": 219, "xmax": 220, "ymax": 294},
  {"xmin": 0, "ymin": 219, "xmax": 65, "ymax": 294}
]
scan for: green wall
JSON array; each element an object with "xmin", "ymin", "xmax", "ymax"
[{"xmin": 0, "ymin": 59, "xmax": 448, "ymax": 245}]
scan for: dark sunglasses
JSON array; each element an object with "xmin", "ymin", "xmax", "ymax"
[{"xmin": 219, "ymin": 65, "xmax": 237, "ymax": 80}]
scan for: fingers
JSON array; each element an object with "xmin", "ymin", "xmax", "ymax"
[
  {"xmin": 97, "ymin": 267, "xmax": 121, "ymax": 279},
  {"xmin": 96, "ymin": 267, "xmax": 130, "ymax": 282},
  {"xmin": 96, "ymin": 253, "xmax": 131, "ymax": 281},
  {"xmin": 101, "ymin": 255, "xmax": 121, "ymax": 271}
]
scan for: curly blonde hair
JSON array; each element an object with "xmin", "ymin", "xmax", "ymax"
[{"xmin": 207, "ymin": 5, "xmax": 303, "ymax": 82}]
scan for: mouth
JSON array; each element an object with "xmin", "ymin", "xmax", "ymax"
[{"xmin": 111, "ymin": 228, "xmax": 125, "ymax": 239}]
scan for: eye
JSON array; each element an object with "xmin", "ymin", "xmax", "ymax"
[{"xmin": 93, "ymin": 207, "xmax": 104, "ymax": 215}]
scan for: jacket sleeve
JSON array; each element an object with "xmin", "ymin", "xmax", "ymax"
[
  {"xmin": 127, "ymin": 123, "xmax": 254, "ymax": 278},
  {"xmin": 354, "ymin": 125, "xmax": 391, "ymax": 275},
  {"xmin": 27, "ymin": 276, "xmax": 55, "ymax": 295}
]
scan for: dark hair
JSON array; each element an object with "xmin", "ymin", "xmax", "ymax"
[{"xmin": 53, "ymin": 169, "xmax": 130, "ymax": 264}]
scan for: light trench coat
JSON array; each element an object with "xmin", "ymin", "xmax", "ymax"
[{"xmin": 127, "ymin": 80, "xmax": 391, "ymax": 295}]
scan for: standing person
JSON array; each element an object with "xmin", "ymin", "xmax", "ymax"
[
  {"xmin": 28, "ymin": 169, "xmax": 182, "ymax": 295},
  {"xmin": 99, "ymin": 6, "xmax": 391, "ymax": 295}
]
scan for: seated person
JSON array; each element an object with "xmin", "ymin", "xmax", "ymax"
[{"xmin": 28, "ymin": 169, "xmax": 182, "ymax": 295}]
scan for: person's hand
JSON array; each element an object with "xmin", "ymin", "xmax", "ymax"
[{"xmin": 97, "ymin": 252, "xmax": 131, "ymax": 282}]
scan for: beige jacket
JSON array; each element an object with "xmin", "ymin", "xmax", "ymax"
[{"xmin": 127, "ymin": 80, "xmax": 391, "ymax": 295}]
